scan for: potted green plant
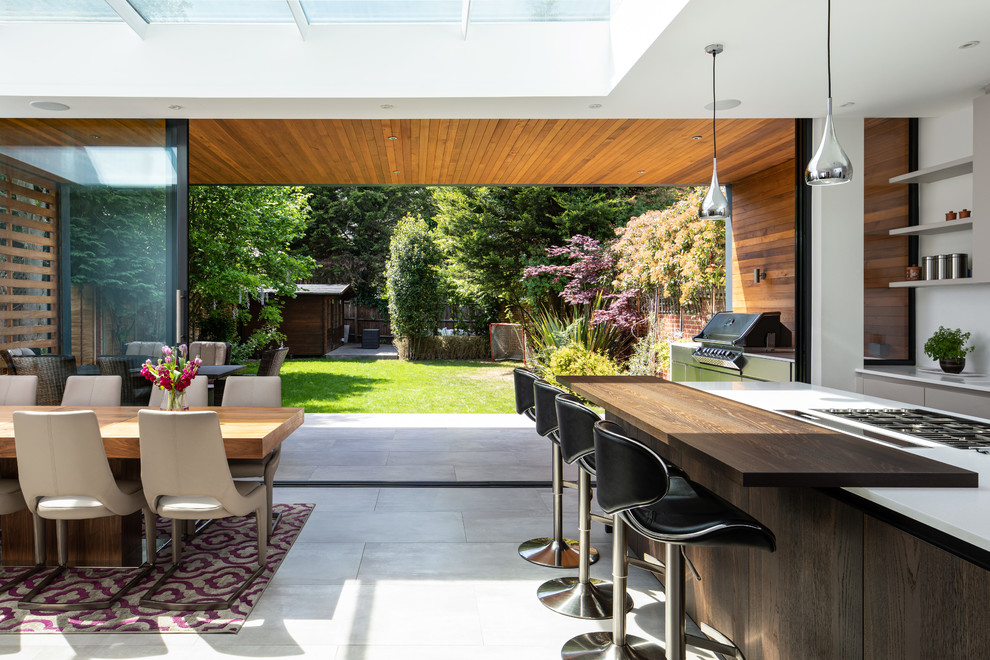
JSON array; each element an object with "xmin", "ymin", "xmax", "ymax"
[{"xmin": 923, "ymin": 326, "xmax": 975, "ymax": 374}]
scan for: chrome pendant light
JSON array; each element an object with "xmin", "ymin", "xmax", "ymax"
[
  {"xmin": 805, "ymin": 0, "xmax": 853, "ymax": 185},
  {"xmin": 699, "ymin": 44, "xmax": 730, "ymax": 220}
]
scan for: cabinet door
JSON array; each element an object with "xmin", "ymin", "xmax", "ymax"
[
  {"xmin": 924, "ymin": 387, "xmax": 990, "ymax": 419},
  {"xmin": 861, "ymin": 377, "xmax": 925, "ymax": 406}
]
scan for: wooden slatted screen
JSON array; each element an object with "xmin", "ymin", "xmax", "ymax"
[
  {"xmin": 0, "ymin": 164, "xmax": 59, "ymax": 355},
  {"xmin": 863, "ymin": 118, "xmax": 911, "ymax": 360}
]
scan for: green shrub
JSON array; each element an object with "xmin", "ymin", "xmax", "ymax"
[
  {"xmin": 395, "ymin": 335, "xmax": 490, "ymax": 361},
  {"xmin": 525, "ymin": 296, "xmax": 626, "ymax": 374},
  {"xmin": 545, "ymin": 344, "xmax": 621, "ymax": 387},
  {"xmin": 385, "ymin": 215, "xmax": 446, "ymax": 340}
]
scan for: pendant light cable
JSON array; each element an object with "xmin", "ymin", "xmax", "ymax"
[
  {"xmin": 827, "ymin": 0, "xmax": 831, "ymax": 99},
  {"xmin": 712, "ymin": 49, "xmax": 717, "ymax": 157}
]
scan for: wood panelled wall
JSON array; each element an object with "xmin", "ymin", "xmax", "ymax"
[
  {"xmin": 0, "ymin": 163, "xmax": 59, "ymax": 354},
  {"xmin": 863, "ymin": 118, "xmax": 911, "ymax": 360},
  {"xmin": 730, "ymin": 160, "xmax": 796, "ymax": 335}
]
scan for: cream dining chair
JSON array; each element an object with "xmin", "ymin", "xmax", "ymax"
[
  {"xmin": 147, "ymin": 374, "xmax": 208, "ymax": 408},
  {"xmin": 61, "ymin": 375, "xmax": 122, "ymax": 406},
  {"xmin": 0, "ymin": 375, "xmax": 39, "ymax": 405},
  {"xmin": 13, "ymin": 410, "xmax": 156, "ymax": 611},
  {"xmin": 222, "ymin": 376, "xmax": 282, "ymax": 540},
  {"xmin": 137, "ymin": 409, "xmax": 267, "ymax": 610}
]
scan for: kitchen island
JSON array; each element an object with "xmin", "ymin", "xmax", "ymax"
[{"xmin": 558, "ymin": 376, "xmax": 990, "ymax": 660}]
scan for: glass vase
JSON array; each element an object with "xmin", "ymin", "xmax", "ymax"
[{"xmin": 160, "ymin": 389, "xmax": 188, "ymax": 411}]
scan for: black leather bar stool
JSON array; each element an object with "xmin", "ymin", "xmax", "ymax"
[
  {"xmin": 519, "ymin": 380, "xmax": 599, "ymax": 568},
  {"xmin": 563, "ymin": 420, "xmax": 776, "ymax": 660},
  {"xmin": 513, "ymin": 367, "xmax": 539, "ymax": 421},
  {"xmin": 538, "ymin": 394, "xmax": 630, "ymax": 619}
]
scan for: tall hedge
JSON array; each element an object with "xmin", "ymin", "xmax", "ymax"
[{"xmin": 385, "ymin": 215, "xmax": 446, "ymax": 338}]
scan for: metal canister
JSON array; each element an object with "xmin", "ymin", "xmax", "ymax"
[
  {"xmin": 937, "ymin": 254, "xmax": 953, "ymax": 279},
  {"xmin": 951, "ymin": 253, "xmax": 968, "ymax": 279},
  {"xmin": 923, "ymin": 255, "xmax": 938, "ymax": 280}
]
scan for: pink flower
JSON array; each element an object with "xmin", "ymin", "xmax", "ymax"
[{"xmin": 162, "ymin": 346, "xmax": 172, "ymax": 357}]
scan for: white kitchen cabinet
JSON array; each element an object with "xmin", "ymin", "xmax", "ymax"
[
  {"xmin": 859, "ymin": 375, "xmax": 926, "ymax": 406},
  {"xmin": 857, "ymin": 367, "xmax": 990, "ymax": 419}
]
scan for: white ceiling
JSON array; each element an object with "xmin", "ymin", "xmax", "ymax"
[{"xmin": 1, "ymin": 0, "xmax": 988, "ymax": 121}]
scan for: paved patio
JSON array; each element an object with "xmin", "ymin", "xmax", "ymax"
[{"xmin": 324, "ymin": 343, "xmax": 399, "ymax": 360}]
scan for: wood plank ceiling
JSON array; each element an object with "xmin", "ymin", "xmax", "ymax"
[{"xmin": 189, "ymin": 118, "xmax": 795, "ymax": 187}]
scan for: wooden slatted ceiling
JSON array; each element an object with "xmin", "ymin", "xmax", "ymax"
[
  {"xmin": 189, "ymin": 118, "xmax": 795, "ymax": 186},
  {"xmin": 0, "ymin": 164, "xmax": 59, "ymax": 354},
  {"xmin": 0, "ymin": 119, "xmax": 165, "ymax": 148}
]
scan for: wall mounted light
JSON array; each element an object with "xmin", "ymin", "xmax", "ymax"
[
  {"xmin": 753, "ymin": 268, "xmax": 767, "ymax": 284},
  {"xmin": 805, "ymin": 0, "xmax": 853, "ymax": 186},
  {"xmin": 699, "ymin": 43, "xmax": 730, "ymax": 220}
]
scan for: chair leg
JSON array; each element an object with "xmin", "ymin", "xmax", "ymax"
[
  {"xmin": 519, "ymin": 443, "xmax": 596, "ymax": 568},
  {"xmin": 665, "ymin": 542, "xmax": 686, "ymax": 660},
  {"xmin": 56, "ymin": 519, "xmax": 68, "ymax": 566},
  {"xmin": 561, "ymin": 515, "xmax": 665, "ymax": 659},
  {"xmin": 256, "ymin": 508, "xmax": 267, "ymax": 567},
  {"xmin": 263, "ymin": 455, "xmax": 278, "ymax": 540},
  {"xmin": 144, "ymin": 509, "xmax": 158, "ymax": 564},
  {"xmin": 171, "ymin": 519, "xmax": 183, "ymax": 566},
  {"xmin": 32, "ymin": 513, "xmax": 46, "ymax": 566},
  {"xmin": 538, "ymin": 466, "xmax": 631, "ymax": 619}
]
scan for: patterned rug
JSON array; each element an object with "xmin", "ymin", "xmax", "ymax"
[{"xmin": 0, "ymin": 503, "xmax": 313, "ymax": 633}]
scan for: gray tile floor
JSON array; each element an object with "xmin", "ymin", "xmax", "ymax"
[{"xmin": 0, "ymin": 415, "xmax": 719, "ymax": 659}]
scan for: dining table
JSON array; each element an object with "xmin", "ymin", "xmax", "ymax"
[{"xmin": 0, "ymin": 405, "xmax": 304, "ymax": 567}]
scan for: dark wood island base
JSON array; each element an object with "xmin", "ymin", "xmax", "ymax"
[{"xmin": 559, "ymin": 376, "xmax": 989, "ymax": 660}]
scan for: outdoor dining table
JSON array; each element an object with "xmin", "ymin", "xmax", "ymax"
[{"xmin": 0, "ymin": 405, "xmax": 303, "ymax": 567}]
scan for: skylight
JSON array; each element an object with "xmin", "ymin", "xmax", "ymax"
[
  {"xmin": 0, "ymin": 0, "xmax": 611, "ymax": 25},
  {"xmin": 0, "ymin": 0, "xmax": 122, "ymax": 22}
]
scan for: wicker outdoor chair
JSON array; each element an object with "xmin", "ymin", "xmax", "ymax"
[
  {"xmin": 257, "ymin": 347, "xmax": 288, "ymax": 377},
  {"xmin": 9, "ymin": 355, "xmax": 77, "ymax": 406},
  {"xmin": 97, "ymin": 355, "xmax": 152, "ymax": 406}
]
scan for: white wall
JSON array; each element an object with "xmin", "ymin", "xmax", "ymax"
[
  {"xmin": 915, "ymin": 100, "xmax": 990, "ymax": 373},
  {"xmin": 811, "ymin": 117, "xmax": 865, "ymax": 392}
]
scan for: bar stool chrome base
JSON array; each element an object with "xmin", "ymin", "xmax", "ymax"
[
  {"xmin": 538, "ymin": 577, "xmax": 631, "ymax": 620},
  {"xmin": 518, "ymin": 537, "xmax": 596, "ymax": 568},
  {"xmin": 561, "ymin": 631, "xmax": 666, "ymax": 660}
]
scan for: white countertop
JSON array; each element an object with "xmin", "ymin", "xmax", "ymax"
[
  {"xmin": 857, "ymin": 365, "xmax": 990, "ymax": 393},
  {"xmin": 684, "ymin": 381, "xmax": 990, "ymax": 554}
]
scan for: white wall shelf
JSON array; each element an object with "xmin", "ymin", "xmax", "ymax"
[
  {"xmin": 889, "ymin": 277, "xmax": 987, "ymax": 288},
  {"xmin": 889, "ymin": 156, "xmax": 973, "ymax": 184},
  {"xmin": 888, "ymin": 218, "xmax": 973, "ymax": 236}
]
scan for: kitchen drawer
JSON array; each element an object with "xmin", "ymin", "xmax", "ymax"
[
  {"xmin": 742, "ymin": 356, "xmax": 793, "ymax": 382},
  {"xmin": 861, "ymin": 377, "xmax": 926, "ymax": 406},
  {"xmin": 924, "ymin": 387, "xmax": 990, "ymax": 420}
]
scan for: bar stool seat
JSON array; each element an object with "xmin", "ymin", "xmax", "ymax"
[{"xmin": 563, "ymin": 420, "xmax": 775, "ymax": 660}]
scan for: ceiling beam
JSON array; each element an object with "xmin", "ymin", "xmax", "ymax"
[
  {"xmin": 103, "ymin": 0, "xmax": 148, "ymax": 38},
  {"xmin": 286, "ymin": 0, "xmax": 310, "ymax": 40}
]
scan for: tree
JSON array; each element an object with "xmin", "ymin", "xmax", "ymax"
[
  {"xmin": 431, "ymin": 186, "xmax": 680, "ymax": 313},
  {"xmin": 301, "ymin": 186, "xmax": 436, "ymax": 304},
  {"xmin": 384, "ymin": 215, "xmax": 447, "ymax": 338},
  {"xmin": 188, "ymin": 186, "xmax": 315, "ymax": 348}
]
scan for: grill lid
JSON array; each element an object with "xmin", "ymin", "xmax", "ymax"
[{"xmin": 693, "ymin": 311, "xmax": 792, "ymax": 348}]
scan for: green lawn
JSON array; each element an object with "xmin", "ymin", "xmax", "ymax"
[{"xmin": 256, "ymin": 359, "xmax": 524, "ymax": 413}]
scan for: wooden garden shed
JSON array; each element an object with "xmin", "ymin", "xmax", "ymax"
[{"xmin": 243, "ymin": 284, "xmax": 354, "ymax": 356}]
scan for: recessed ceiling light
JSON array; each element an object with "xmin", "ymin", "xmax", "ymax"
[
  {"xmin": 588, "ymin": 103, "xmax": 602, "ymax": 109},
  {"xmin": 840, "ymin": 101, "xmax": 855, "ymax": 107},
  {"xmin": 387, "ymin": 136, "xmax": 398, "ymax": 140},
  {"xmin": 30, "ymin": 101, "xmax": 70, "ymax": 112},
  {"xmin": 692, "ymin": 135, "xmax": 703, "ymax": 140},
  {"xmin": 380, "ymin": 104, "xmax": 394, "ymax": 109},
  {"xmin": 637, "ymin": 170, "xmax": 646, "ymax": 174},
  {"xmin": 392, "ymin": 170, "xmax": 401, "ymax": 174},
  {"xmin": 959, "ymin": 40, "xmax": 981, "ymax": 49},
  {"xmin": 168, "ymin": 104, "xmax": 184, "ymax": 110},
  {"xmin": 91, "ymin": 135, "xmax": 101, "ymax": 139},
  {"xmin": 703, "ymin": 99, "xmax": 741, "ymax": 111}
]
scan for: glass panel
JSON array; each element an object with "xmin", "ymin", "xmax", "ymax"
[
  {"xmin": 0, "ymin": 0, "xmax": 122, "ymax": 22},
  {"xmin": 302, "ymin": 0, "xmax": 610, "ymax": 24},
  {"xmin": 0, "ymin": 120, "xmax": 174, "ymax": 378},
  {"xmin": 126, "ymin": 0, "xmax": 292, "ymax": 23}
]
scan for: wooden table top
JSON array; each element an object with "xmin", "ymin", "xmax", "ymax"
[
  {"xmin": 0, "ymin": 406, "xmax": 304, "ymax": 460},
  {"xmin": 557, "ymin": 376, "xmax": 978, "ymax": 488}
]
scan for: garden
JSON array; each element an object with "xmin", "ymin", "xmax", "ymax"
[{"xmin": 176, "ymin": 183, "xmax": 728, "ymax": 412}]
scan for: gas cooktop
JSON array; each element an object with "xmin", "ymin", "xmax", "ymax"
[{"xmin": 812, "ymin": 408, "xmax": 990, "ymax": 450}]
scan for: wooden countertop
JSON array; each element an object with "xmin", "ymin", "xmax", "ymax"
[
  {"xmin": 0, "ymin": 406, "xmax": 304, "ymax": 459},
  {"xmin": 557, "ymin": 376, "xmax": 978, "ymax": 488}
]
